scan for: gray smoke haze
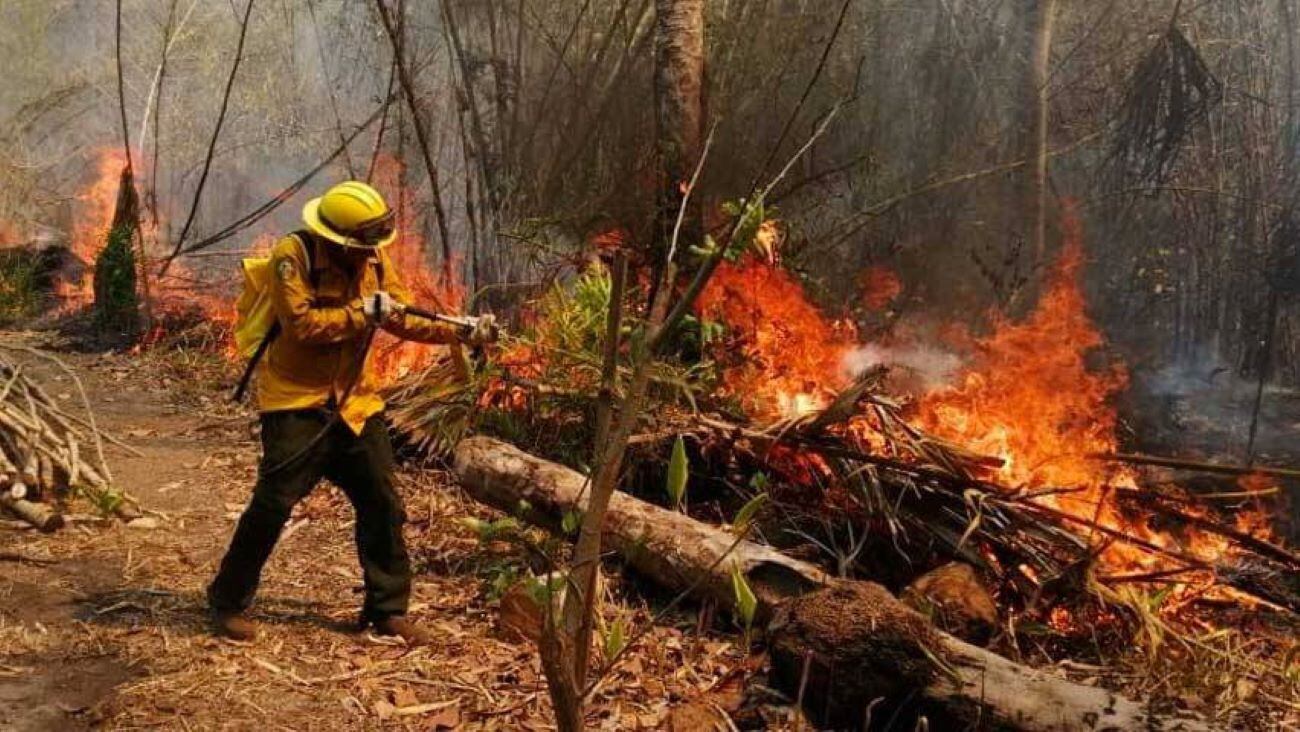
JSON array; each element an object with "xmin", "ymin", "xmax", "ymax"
[
  {"xmin": 1128, "ymin": 345, "xmax": 1300, "ymax": 464},
  {"xmin": 841, "ymin": 342, "xmax": 963, "ymax": 390}
]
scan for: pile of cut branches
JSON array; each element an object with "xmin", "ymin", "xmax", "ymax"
[{"xmin": 0, "ymin": 349, "xmax": 137, "ymax": 530}]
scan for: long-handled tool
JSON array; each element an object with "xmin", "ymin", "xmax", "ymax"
[
  {"xmin": 398, "ymin": 303, "xmax": 500, "ymax": 378},
  {"xmin": 399, "ymin": 303, "xmax": 495, "ymax": 334}
]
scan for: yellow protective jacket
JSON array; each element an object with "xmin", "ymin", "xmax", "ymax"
[{"xmin": 256, "ymin": 233, "xmax": 459, "ymax": 434}]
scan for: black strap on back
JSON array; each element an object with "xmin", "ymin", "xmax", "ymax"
[{"xmin": 231, "ymin": 232, "xmax": 318, "ymax": 402}]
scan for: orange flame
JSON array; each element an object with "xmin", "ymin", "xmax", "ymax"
[
  {"xmin": 696, "ymin": 209, "xmax": 1279, "ymax": 576},
  {"xmin": 57, "ymin": 149, "xmax": 131, "ymax": 305},
  {"xmin": 911, "ymin": 208, "xmax": 1261, "ymax": 571},
  {"xmin": 910, "ymin": 211, "xmax": 1169, "ymax": 568},
  {"xmin": 695, "ymin": 252, "xmax": 857, "ymax": 419},
  {"xmin": 365, "ymin": 154, "xmax": 464, "ymax": 384}
]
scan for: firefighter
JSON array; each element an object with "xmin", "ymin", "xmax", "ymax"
[{"xmin": 208, "ymin": 181, "xmax": 493, "ymax": 644}]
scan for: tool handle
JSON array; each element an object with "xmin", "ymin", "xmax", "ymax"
[{"xmin": 400, "ymin": 304, "xmax": 445, "ymax": 322}]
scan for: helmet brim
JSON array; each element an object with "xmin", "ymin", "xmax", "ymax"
[{"xmin": 302, "ymin": 197, "xmax": 397, "ymax": 249}]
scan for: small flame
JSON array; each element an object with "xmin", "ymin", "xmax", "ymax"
[
  {"xmin": 53, "ymin": 148, "xmax": 462, "ymax": 380},
  {"xmin": 859, "ymin": 265, "xmax": 903, "ymax": 311}
]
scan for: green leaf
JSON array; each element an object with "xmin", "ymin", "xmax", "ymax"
[
  {"xmin": 561, "ymin": 509, "xmax": 583, "ymax": 536},
  {"xmin": 458, "ymin": 516, "xmax": 489, "ymax": 535},
  {"xmin": 1283, "ymin": 646, "xmax": 1300, "ymax": 682},
  {"xmin": 603, "ymin": 618, "xmax": 627, "ymax": 660},
  {"xmin": 731, "ymin": 492, "xmax": 768, "ymax": 535},
  {"xmin": 526, "ymin": 573, "xmax": 566, "ymax": 606},
  {"xmin": 487, "ymin": 564, "xmax": 518, "ymax": 600},
  {"xmin": 489, "ymin": 517, "xmax": 520, "ymax": 538},
  {"xmin": 458, "ymin": 516, "xmax": 518, "ymax": 542},
  {"xmin": 730, "ymin": 562, "xmax": 758, "ymax": 630},
  {"xmin": 666, "ymin": 436, "xmax": 689, "ymax": 508}
]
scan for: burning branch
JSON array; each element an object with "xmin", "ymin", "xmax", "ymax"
[
  {"xmin": 374, "ymin": 0, "xmax": 455, "ymax": 285},
  {"xmin": 1097, "ymin": 451, "xmax": 1300, "ymax": 481}
]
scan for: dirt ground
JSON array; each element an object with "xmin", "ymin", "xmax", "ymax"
[{"xmin": 0, "ymin": 330, "xmax": 751, "ymax": 731}]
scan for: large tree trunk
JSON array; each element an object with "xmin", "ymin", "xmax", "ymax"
[
  {"xmin": 453, "ymin": 436, "xmax": 1215, "ymax": 732},
  {"xmin": 653, "ymin": 0, "xmax": 705, "ymax": 263}
]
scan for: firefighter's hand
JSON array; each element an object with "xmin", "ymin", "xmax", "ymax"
[
  {"xmin": 363, "ymin": 291, "xmax": 400, "ymax": 325},
  {"xmin": 463, "ymin": 313, "xmax": 499, "ymax": 346}
]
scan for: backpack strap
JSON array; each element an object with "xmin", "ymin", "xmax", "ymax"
[
  {"xmin": 231, "ymin": 232, "xmax": 318, "ymax": 403},
  {"xmin": 291, "ymin": 230, "xmax": 322, "ymax": 290},
  {"xmin": 232, "ymin": 320, "xmax": 280, "ymax": 402}
]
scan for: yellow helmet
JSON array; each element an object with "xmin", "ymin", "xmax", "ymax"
[{"xmin": 302, "ymin": 180, "xmax": 398, "ymax": 249}]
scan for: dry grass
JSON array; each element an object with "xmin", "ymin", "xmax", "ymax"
[{"xmin": 2, "ymin": 334, "xmax": 1296, "ymax": 730}]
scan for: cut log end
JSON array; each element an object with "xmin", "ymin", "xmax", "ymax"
[
  {"xmin": 770, "ymin": 582, "xmax": 942, "ymax": 729},
  {"xmin": 1, "ymin": 495, "xmax": 65, "ymax": 532}
]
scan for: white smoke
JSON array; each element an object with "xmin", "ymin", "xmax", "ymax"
[{"xmin": 841, "ymin": 343, "xmax": 963, "ymax": 390}]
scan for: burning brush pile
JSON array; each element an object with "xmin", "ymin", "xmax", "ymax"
[{"xmin": 390, "ymin": 210, "xmax": 1299, "ymax": 717}]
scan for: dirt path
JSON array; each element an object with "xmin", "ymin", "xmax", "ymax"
[{"xmin": 0, "ymin": 332, "xmax": 745, "ymax": 731}]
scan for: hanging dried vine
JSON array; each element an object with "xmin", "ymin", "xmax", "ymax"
[{"xmin": 1110, "ymin": 15, "xmax": 1222, "ymax": 184}]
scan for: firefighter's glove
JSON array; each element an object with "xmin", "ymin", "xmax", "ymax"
[
  {"xmin": 364, "ymin": 291, "xmax": 401, "ymax": 325},
  {"xmin": 463, "ymin": 313, "xmax": 499, "ymax": 346}
]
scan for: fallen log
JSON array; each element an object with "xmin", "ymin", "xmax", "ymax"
[
  {"xmin": 453, "ymin": 436, "xmax": 1214, "ymax": 731},
  {"xmin": 1, "ymin": 494, "xmax": 64, "ymax": 532}
]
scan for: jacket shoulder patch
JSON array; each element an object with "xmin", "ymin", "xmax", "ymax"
[{"xmin": 277, "ymin": 258, "xmax": 296, "ymax": 282}]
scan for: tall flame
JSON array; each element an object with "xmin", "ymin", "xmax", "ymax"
[
  {"xmin": 58, "ymin": 148, "xmax": 130, "ymax": 304},
  {"xmin": 915, "ymin": 212, "xmax": 1123, "ymax": 490},
  {"xmin": 910, "ymin": 211, "xmax": 1173, "ymax": 568},
  {"xmin": 696, "ymin": 209, "xmax": 1277, "ymax": 575},
  {"xmin": 365, "ymin": 154, "xmax": 464, "ymax": 384}
]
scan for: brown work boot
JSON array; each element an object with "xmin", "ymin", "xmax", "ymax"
[
  {"xmin": 212, "ymin": 610, "xmax": 258, "ymax": 641},
  {"xmin": 371, "ymin": 615, "xmax": 431, "ymax": 646}
]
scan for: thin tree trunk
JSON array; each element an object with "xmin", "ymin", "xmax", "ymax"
[
  {"xmin": 374, "ymin": 0, "xmax": 455, "ymax": 285},
  {"xmin": 366, "ymin": 54, "xmax": 399, "ymax": 184},
  {"xmin": 441, "ymin": 0, "xmax": 502, "ymax": 222},
  {"xmin": 652, "ymin": 0, "xmax": 706, "ymax": 264},
  {"xmin": 1027, "ymin": 0, "xmax": 1058, "ymax": 267},
  {"xmin": 115, "ymin": 0, "xmax": 153, "ymax": 330},
  {"xmin": 160, "ymin": 0, "xmax": 257, "ymax": 276},
  {"xmin": 306, "ymin": 0, "xmax": 357, "ymax": 178}
]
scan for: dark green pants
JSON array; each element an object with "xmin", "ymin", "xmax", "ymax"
[{"xmin": 208, "ymin": 410, "xmax": 411, "ymax": 620}]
